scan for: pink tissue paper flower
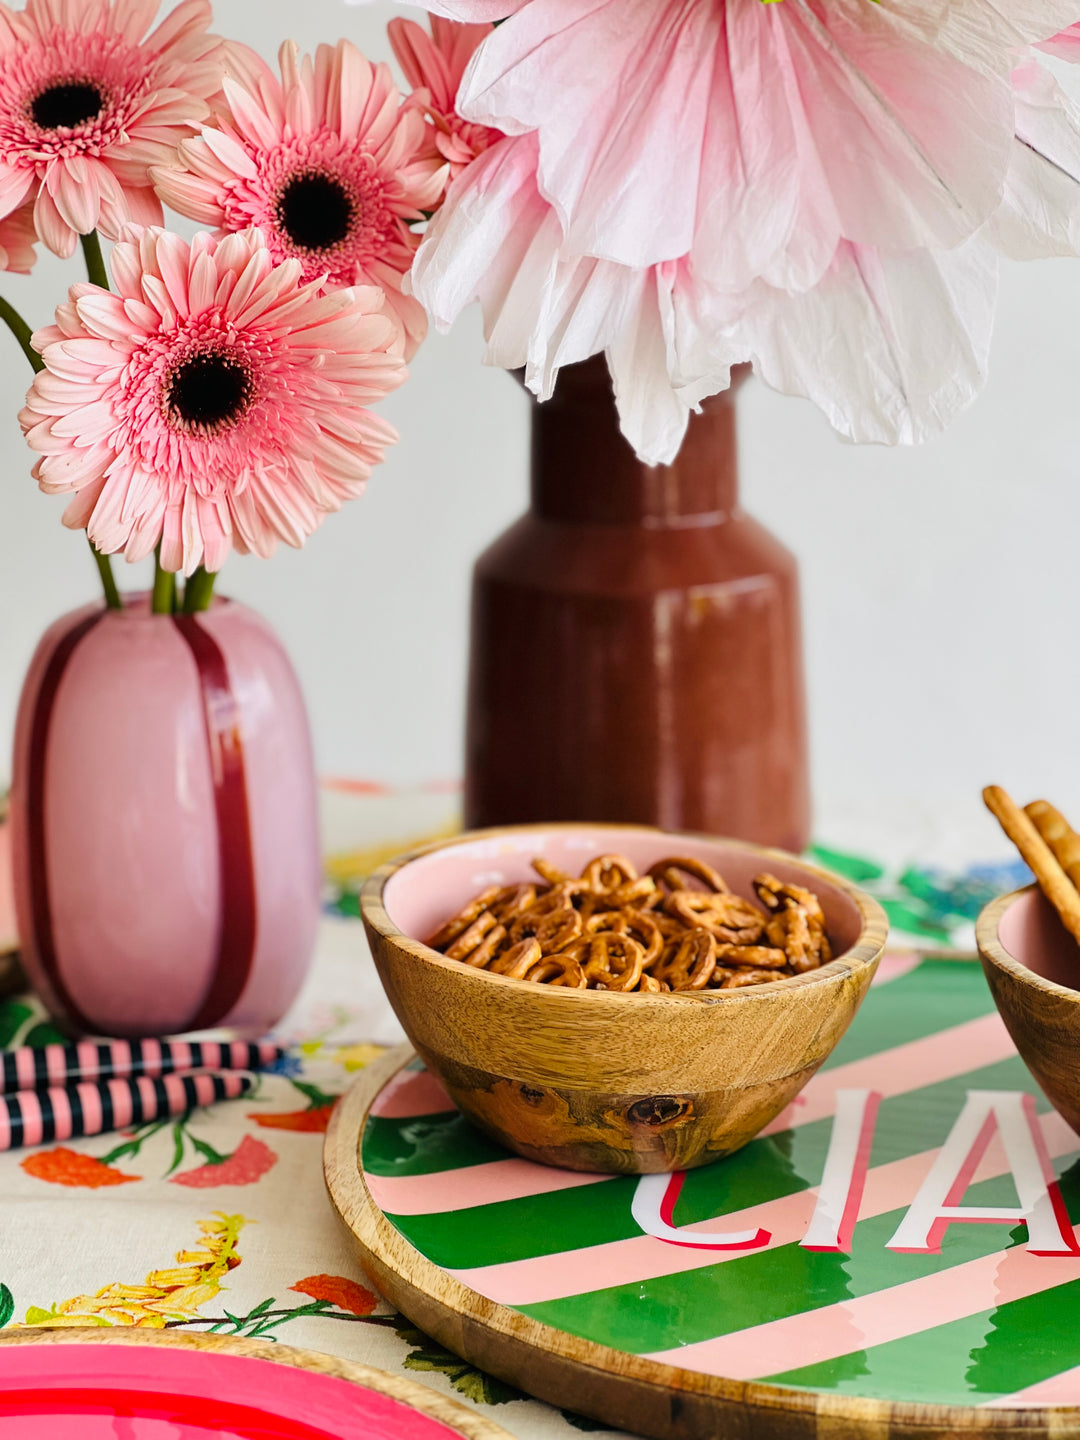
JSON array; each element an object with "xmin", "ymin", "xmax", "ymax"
[
  {"xmin": 153, "ymin": 38, "xmax": 447, "ymax": 359},
  {"xmin": 19, "ymin": 226, "xmax": 407, "ymax": 575},
  {"xmin": 0, "ymin": 0, "xmax": 225, "ymax": 258},
  {"xmin": 388, "ymin": 14, "xmax": 502, "ymax": 180},
  {"xmin": 401, "ymin": 0, "xmax": 1080, "ymax": 461}
]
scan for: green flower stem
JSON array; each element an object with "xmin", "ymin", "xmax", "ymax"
[
  {"xmin": 183, "ymin": 567, "xmax": 217, "ymax": 614},
  {"xmin": 80, "ymin": 230, "xmax": 109, "ymax": 291},
  {"xmin": 93, "ymin": 547, "xmax": 123, "ymax": 611},
  {"xmin": 0, "ymin": 293, "xmax": 42, "ymax": 373},
  {"xmin": 151, "ymin": 554, "xmax": 177, "ymax": 616}
]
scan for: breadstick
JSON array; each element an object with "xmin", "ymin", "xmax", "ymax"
[
  {"xmin": 1025, "ymin": 800, "xmax": 1080, "ymax": 894},
  {"xmin": 983, "ymin": 786, "xmax": 1080, "ymax": 945}
]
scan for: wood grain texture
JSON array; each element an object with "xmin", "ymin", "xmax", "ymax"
[
  {"xmin": 978, "ymin": 884, "xmax": 1080, "ymax": 1135},
  {"xmin": 360, "ymin": 826, "xmax": 888, "ymax": 1174},
  {"xmin": 325, "ymin": 1046, "xmax": 1080, "ymax": 1440},
  {"xmin": 0, "ymin": 1325, "xmax": 514, "ymax": 1440}
]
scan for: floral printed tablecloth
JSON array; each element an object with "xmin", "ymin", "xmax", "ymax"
[{"xmin": 0, "ymin": 787, "xmax": 1031, "ymax": 1437}]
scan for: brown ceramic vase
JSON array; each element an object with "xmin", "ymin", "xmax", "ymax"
[{"xmin": 465, "ymin": 360, "xmax": 810, "ymax": 850}]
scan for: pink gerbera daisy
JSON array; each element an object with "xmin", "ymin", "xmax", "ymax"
[
  {"xmin": 0, "ymin": 0, "xmax": 224, "ymax": 258},
  {"xmin": 152, "ymin": 39, "xmax": 447, "ymax": 358},
  {"xmin": 19, "ymin": 226, "xmax": 407, "ymax": 575},
  {"xmin": 0, "ymin": 199, "xmax": 37, "ymax": 271},
  {"xmin": 387, "ymin": 15, "xmax": 502, "ymax": 180}
]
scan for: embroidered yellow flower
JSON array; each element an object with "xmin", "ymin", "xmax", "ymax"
[{"xmin": 20, "ymin": 1213, "xmax": 246, "ymax": 1329}]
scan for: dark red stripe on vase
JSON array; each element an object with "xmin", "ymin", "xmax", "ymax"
[
  {"xmin": 173, "ymin": 614, "xmax": 257, "ymax": 1030},
  {"xmin": 26, "ymin": 611, "xmax": 106, "ymax": 1034}
]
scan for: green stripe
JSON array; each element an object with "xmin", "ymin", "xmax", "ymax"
[
  {"xmin": 819, "ymin": 959, "xmax": 993, "ymax": 1070},
  {"xmin": 382, "ymin": 1053, "xmax": 1034, "ymax": 1271},
  {"xmin": 363, "ymin": 1111, "xmax": 505, "ymax": 1177},
  {"xmin": 765, "ymin": 1276, "xmax": 1080, "ymax": 1406},
  {"xmin": 516, "ymin": 1143, "xmax": 1080, "ymax": 1355}
]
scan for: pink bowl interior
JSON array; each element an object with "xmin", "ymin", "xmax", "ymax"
[
  {"xmin": 383, "ymin": 827, "xmax": 865, "ymax": 957},
  {"xmin": 998, "ymin": 887, "xmax": 1080, "ymax": 991}
]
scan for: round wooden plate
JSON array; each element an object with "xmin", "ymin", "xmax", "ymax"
[
  {"xmin": 324, "ymin": 957, "xmax": 1080, "ymax": 1440},
  {"xmin": 0, "ymin": 1327, "xmax": 515, "ymax": 1439}
]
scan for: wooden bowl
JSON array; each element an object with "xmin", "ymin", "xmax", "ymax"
[
  {"xmin": 360, "ymin": 824, "xmax": 888, "ymax": 1174},
  {"xmin": 978, "ymin": 884, "xmax": 1080, "ymax": 1132}
]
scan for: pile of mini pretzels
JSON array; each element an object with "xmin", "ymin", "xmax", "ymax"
[{"xmin": 426, "ymin": 853, "xmax": 833, "ymax": 992}]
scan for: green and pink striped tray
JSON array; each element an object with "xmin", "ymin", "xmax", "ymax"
[{"xmin": 332, "ymin": 953, "xmax": 1080, "ymax": 1435}]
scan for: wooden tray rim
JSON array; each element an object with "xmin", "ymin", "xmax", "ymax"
[
  {"xmin": 325, "ymin": 1043, "xmax": 1080, "ymax": 1440},
  {"xmin": 0, "ymin": 1324, "xmax": 514, "ymax": 1439}
]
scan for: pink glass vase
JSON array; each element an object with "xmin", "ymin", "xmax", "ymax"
[{"xmin": 9, "ymin": 594, "xmax": 321, "ymax": 1038}]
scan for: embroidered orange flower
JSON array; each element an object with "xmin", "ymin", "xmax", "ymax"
[
  {"xmin": 290, "ymin": 1274, "xmax": 378, "ymax": 1315},
  {"xmin": 249, "ymin": 1105, "xmax": 336, "ymax": 1133},
  {"xmin": 21, "ymin": 1148, "xmax": 140, "ymax": 1188}
]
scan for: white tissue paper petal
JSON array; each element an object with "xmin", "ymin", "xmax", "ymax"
[
  {"xmin": 744, "ymin": 239, "xmax": 999, "ymax": 446},
  {"xmin": 986, "ymin": 60, "xmax": 1080, "ymax": 258}
]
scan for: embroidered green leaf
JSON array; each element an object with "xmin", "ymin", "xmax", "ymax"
[
  {"xmin": 0, "ymin": 1284, "xmax": 13, "ymax": 1329},
  {"xmin": 807, "ymin": 845, "xmax": 884, "ymax": 883},
  {"xmin": 190, "ymin": 1137, "xmax": 228, "ymax": 1166},
  {"xmin": 0, "ymin": 1002, "xmax": 33, "ymax": 1050},
  {"xmin": 22, "ymin": 1021, "xmax": 67, "ymax": 1049},
  {"xmin": 395, "ymin": 1323, "xmax": 522, "ymax": 1405},
  {"xmin": 289, "ymin": 1079, "xmax": 340, "ymax": 1111}
]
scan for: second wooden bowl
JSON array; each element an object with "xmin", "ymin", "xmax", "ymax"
[
  {"xmin": 978, "ymin": 884, "xmax": 1080, "ymax": 1132},
  {"xmin": 360, "ymin": 824, "xmax": 888, "ymax": 1174}
]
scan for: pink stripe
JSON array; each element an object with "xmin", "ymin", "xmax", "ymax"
[
  {"xmin": 18, "ymin": 1091, "xmax": 43, "ymax": 1147},
  {"xmin": 14, "ymin": 1049, "xmax": 35, "ymax": 1090},
  {"xmin": 450, "ymin": 1111, "xmax": 1079, "ymax": 1308},
  {"xmin": 73, "ymin": 1041, "xmax": 100, "ymax": 1081},
  {"xmin": 139, "ymin": 1038, "xmax": 164, "ymax": 1076},
  {"xmin": 369, "ymin": 1159, "xmax": 611, "ymax": 1217},
  {"xmin": 0, "ymin": 1102, "xmax": 9, "ymax": 1150},
  {"xmin": 760, "ymin": 1011, "xmax": 1012, "ymax": 1137},
  {"xmin": 48, "ymin": 1086, "xmax": 73, "ymax": 1143},
  {"xmin": 372, "ymin": 1068, "xmax": 455, "ymax": 1119},
  {"xmin": 134, "ymin": 1074, "xmax": 157, "ymax": 1119},
  {"xmin": 984, "ymin": 1364, "xmax": 1080, "ymax": 1407},
  {"xmin": 111, "ymin": 1040, "xmax": 132, "ymax": 1078},
  {"xmin": 76, "ymin": 1080, "xmax": 103, "ymax": 1135},
  {"xmin": 106, "ymin": 1077, "xmax": 134, "ymax": 1130},
  {"xmin": 44, "ymin": 1046, "xmax": 68, "ymax": 1086},
  {"xmin": 648, "ymin": 1221, "xmax": 1080, "ymax": 1379},
  {"xmin": 170, "ymin": 1042, "xmax": 193, "ymax": 1073},
  {"xmin": 872, "ymin": 952, "xmax": 922, "ymax": 986}
]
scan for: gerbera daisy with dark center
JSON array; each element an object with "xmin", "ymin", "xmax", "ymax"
[
  {"xmin": 19, "ymin": 226, "xmax": 408, "ymax": 575},
  {"xmin": 0, "ymin": 0, "xmax": 225, "ymax": 257},
  {"xmin": 387, "ymin": 16, "xmax": 503, "ymax": 180},
  {"xmin": 152, "ymin": 39, "xmax": 448, "ymax": 359}
]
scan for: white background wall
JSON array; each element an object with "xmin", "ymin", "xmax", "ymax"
[{"xmin": 2, "ymin": 0, "xmax": 1079, "ymax": 870}]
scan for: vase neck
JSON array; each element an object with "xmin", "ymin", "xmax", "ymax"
[{"xmin": 529, "ymin": 357, "xmax": 740, "ymax": 525}]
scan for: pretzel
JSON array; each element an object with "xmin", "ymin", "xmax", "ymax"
[
  {"xmin": 489, "ymin": 938, "xmax": 543, "ymax": 979},
  {"xmin": 652, "ymin": 930, "xmax": 717, "ymax": 991},
  {"xmin": 984, "ymin": 786, "xmax": 1080, "ymax": 946},
  {"xmin": 721, "ymin": 967, "xmax": 788, "ymax": 989},
  {"xmin": 1026, "ymin": 801, "xmax": 1080, "ymax": 894},
  {"xmin": 490, "ymin": 884, "xmax": 537, "ymax": 923},
  {"xmin": 524, "ymin": 955, "xmax": 587, "ymax": 988},
  {"xmin": 568, "ymin": 933, "xmax": 645, "ymax": 992},
  {"xmin": 445, "ymin": 910, "xmax": 497, "ymax": 961},
  {"xmin": 713, "ymin": 944, "xmax": 788, "ymax": 971},
  {"xmin": 426, "ymin": 854, "xmax": 833, "ymax": 993},
  {"xmin": 582, "ymin": 854, "xmax": 639, "ymax": 893},
  {"xmin": 665, "ymin": 890, "xmax": 765, "ymax": 944},
  {"xmin": 426, "ymin": 886, "xmax": 501, "ymax": 950},
  {"xmin": 648, "ymin": 856, "xmax": 728, "ymax": 894},
  {"xmin": 533, "ymin": 858, "xmax": 572, "ymax": 887},
  {"xmin": 464, "ymin": 923, "xmax": 508, "ymax": 968}
]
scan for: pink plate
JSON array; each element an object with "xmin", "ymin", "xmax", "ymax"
[{"xmin": 0, "ymin": 1338, "xmax": 497, "ymax": 1439}]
